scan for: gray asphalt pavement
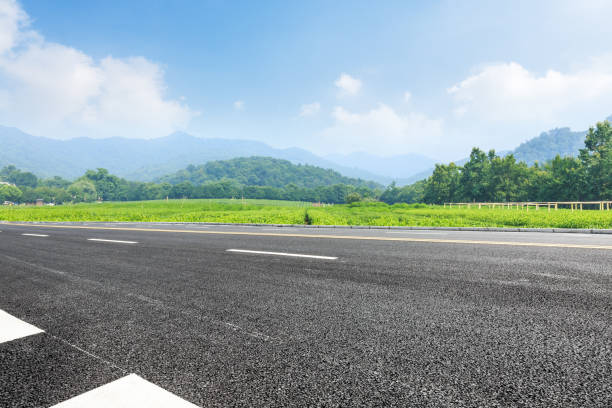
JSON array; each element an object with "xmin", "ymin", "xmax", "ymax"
[{"xmin": 0, "ymin": 222, "xmax": 611, "ymax": 407}]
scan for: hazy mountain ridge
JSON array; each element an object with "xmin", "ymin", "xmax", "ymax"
[
  {"xmin": 0, "ymin": 127, "xmax": 391, "ymax": 183},
  {"xmin": 511, "ymin": 128, "xmax": 585, "ymax": 165},
  {"xmin": 325, "ymin": 152, "xmax": 437, "ymax": 180}
]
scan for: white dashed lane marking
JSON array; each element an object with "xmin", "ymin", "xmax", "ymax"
[
  {"xmin": 21, "ymin": 233, "xmax": 49, "ymax": 237},
  {"xmin": 0, "ymin": 309, "xmax": 44, "ymax": 344},
  {"xmin": 50, "ymin": 374, "xmax": 199, "ymax": 407},
  {"xmin": 87, "ymin": 238, "xmax": 138, "ymax": 244},
  {"xmin": 227, "ymin": 249, "xmax": 337, "ymax": 260}
]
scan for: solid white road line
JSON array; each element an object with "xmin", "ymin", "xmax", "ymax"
[
  {"xmin": 51, "ymin": 374, "xmax": 199, "ymax": 408},
  {"xmin": 21, "ymin": 233, "xmax": 49, "ymax": 237},
  {"xmin": 87, "ymin": 238, "xmax": 138, "ymax": 244},
  {"xmin": 227, "ymin": 249, "xmax": 337, "ymax": 260},
  {"xmin": 0, "ymin": 309, "xmax": 44, "ymax": 344}
]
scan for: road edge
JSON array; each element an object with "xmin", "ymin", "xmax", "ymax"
[{"xmin": 2, "ymin": 221, "xmax": 612, "ymax": 234}]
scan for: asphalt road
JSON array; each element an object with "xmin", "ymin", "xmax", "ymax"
[{"xmin": 0, "ymin": 222, "xmax": 610, "ymax": 407}]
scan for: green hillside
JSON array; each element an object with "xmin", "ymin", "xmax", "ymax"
[
  {"xmin": 511, "ymin": 127, "xmax": 586, "ymax": 165},
  {"xmin": 158, "ymin": 157, "xmax": 382, "ymax": 189}
]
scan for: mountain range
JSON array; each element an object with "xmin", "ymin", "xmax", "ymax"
[
  {"xmin": 0, "ymin": 127, "xmax": 386, "ymax": 183},
  {"xmin": 0, "ymin": 120, "xmax": 599, "ymax": 185}
]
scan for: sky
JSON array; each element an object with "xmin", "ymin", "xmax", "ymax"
[{"xmin": 2, "ymin": 0, "xmax": 612, "ymax": 161}]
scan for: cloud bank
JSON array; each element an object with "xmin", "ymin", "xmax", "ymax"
[
  {"xmin": 0, "ymin": 0, "xmax": 196, "ymax": 139},
  {"xmin": 448, "ymin": 59, "xmax": 612, "ymax": 127},
  {"xmin": 321, "ymin": 104, "xmax": 443, "ymax": 156}
]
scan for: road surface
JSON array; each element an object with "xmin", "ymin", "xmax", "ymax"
[{"xmin": 0, "ymin": 222, "xmax": 610, "ymax": 407}]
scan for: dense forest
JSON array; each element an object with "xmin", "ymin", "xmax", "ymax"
[
  {"xmin": 2, "ymin": 120, "xmax": 611, "ymax": 206},
  {"xmin": 158, "ymin": 157, "xmax": 381, "ymax": 189}
]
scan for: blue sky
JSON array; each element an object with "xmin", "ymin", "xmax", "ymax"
[{"xmin": 3, "ymin": 0, "xmax": 612, "ymax": 160}]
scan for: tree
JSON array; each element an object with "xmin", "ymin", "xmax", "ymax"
[
  {"xmin": 540, "ymin": 156, "xmax": 585, "ymax": 201},
  {"xmin": 345, "ymin": 192, "xmax": 362, "ymax": 204},
  {"xmin": 459, "ymin": 148, "xmax": 492, "ymax": 202},
  {"xmin": 67, "ymin": 180, "xmax": 97, "ymax": 202},
  {"xmin": 423, "ymin": 163, "xmax": 461, "ymax": 204},
  {"xmin": 84, "ymin": 168, "xmax": 123, "ymax": 201},
  {"xmin": 0, "ymin": 165, "xmax": 38, "ymax": 188},
  {"xmin": 579, "ymin": 120, "xmax": 612, "ymax": 199},
  {"xmin": 170, "ymin": 181, "xmax": 194, "ymax": 199},
  {"xmin": 0, "ymin": 184, "xmax": 22, "ymax": 202}
]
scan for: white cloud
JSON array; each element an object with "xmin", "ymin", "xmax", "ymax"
[
  {"xmin": 448, "ymin": 60, "xmax": 612, "ymax": 125},
  {"xmin": 403, "ymin": 91, "xmax": 412, "ymax": 102},
  {"xmin": 437, "ymin": 57, "xmax": 612, "ymax": 156},
  {"xmin": 334, "ymin": 73, "xmax": 362, "ymax": 95},
  {"xmin": 320, "ymin": 104, "xmax": 443, "ymax": 156},
  {"xmin": 0, "ymin": 0, "xmax": 26, "ymax": 54},
  {"xmin": 0, "ymin": 0, "xmax": 196, "ymax": 139},
  {"xmin": 299, "ymin": 102, "xmax": 320, "ymax": 117},
  {"xmin": 233, "ymin": 100, "xmax": 244, "ymax": 110}
]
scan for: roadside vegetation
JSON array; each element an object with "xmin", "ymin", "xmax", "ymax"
[{"xmin": 3, "ymin": 199, "xmax": 612, "ymax": 229}]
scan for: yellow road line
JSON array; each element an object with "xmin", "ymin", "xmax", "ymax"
[{"xmin": 3, "ymin": 223, "xmax": 612, "ymax": 250}]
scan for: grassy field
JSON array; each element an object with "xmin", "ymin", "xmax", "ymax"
[{"xmin": 2, "ymin": 199, "xmax": 612, "ymax": 229}]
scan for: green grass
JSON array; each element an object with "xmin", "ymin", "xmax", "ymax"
[
  {"xmin": 309, "ymin": 202, "xmax": 612, "ymax": 229},
  {"xmin": 0, "ymin": 199, "xmax": 310, "ymax": 224},
  {"xmin": 2, "ymin": 199, "xmax": 612, "ymax": 229}
]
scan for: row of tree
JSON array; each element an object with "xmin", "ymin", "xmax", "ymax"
[{"xmin": 0, "ymin": 166, "xmax": 379, "ymax": 204}]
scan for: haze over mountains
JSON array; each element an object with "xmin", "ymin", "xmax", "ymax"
[
  {"xmin": 0, "ymin": 126, "xmax": 383, "ymax": 182},
  {"xmin": 0, "ymin": 120, "xmax": 599, "ymax": 185}
]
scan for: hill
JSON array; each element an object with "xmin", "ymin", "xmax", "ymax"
[
  {"xmin": 158, "ymin": 157, "xmax": 382, "ymax": 189},
  {"xmin": 510, "ymin": 127, "xmax": 585, "ymax": 165}
]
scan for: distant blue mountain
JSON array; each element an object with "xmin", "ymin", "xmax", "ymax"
[
  {"xmin": 325, "ymin": 151, "xmax": 437, "ymax": 185},
  {"xmin": 0, "ymin": 127, "xmax": 391, "ymax": 182}
]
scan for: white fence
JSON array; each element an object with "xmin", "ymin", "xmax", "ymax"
[{"xmin": 444, "ymin": 201, "xmax": 612, "ymax": 211}]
